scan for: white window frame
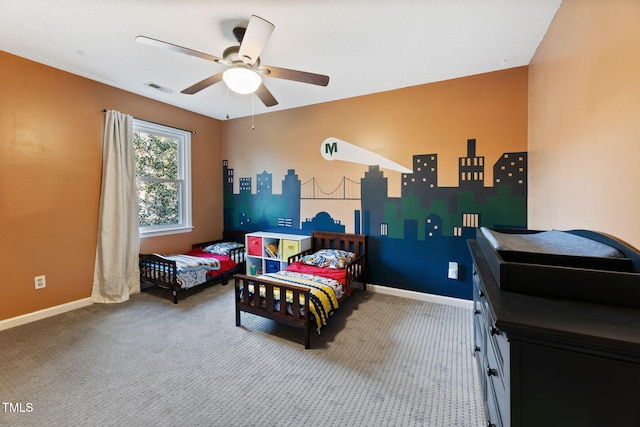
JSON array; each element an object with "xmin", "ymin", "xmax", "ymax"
[{"xmin": 133, "ymin": 119, "xmax": 193, "ymax": 238}]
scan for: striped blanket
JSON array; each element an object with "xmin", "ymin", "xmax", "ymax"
[
  {"xmin": 154, "ymin": 254, "xmax": 221, "ymax": 289},
  {"xmin": 247, "ymin": 271, "xmax": 342, "ymax": 332},
  {"xmin": 156, "ymin": 254, "xmax": 222, "ymax": 272}
]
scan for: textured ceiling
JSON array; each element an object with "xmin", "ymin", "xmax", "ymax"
[{"xmin": 0, "ymin": 0, "xmax": 562, "ymax": 120}]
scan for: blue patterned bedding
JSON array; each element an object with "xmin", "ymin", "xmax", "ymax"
[{"xmin": 154, "ymin": 254, "xmax": 221, "ymax": 289}]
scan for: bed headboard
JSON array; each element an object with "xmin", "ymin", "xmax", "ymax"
[
  {"xmin": 311, "ymin": 231, "xmax": 367, "ymax": 256},
  {"xmin": 192, "ymin": 230, "xmax": 247, "ymax": 249},
  {"xmin": 222, "ymin": 229, "xmax": 248, "ymax": 244}
]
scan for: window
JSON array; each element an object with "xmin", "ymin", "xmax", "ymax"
[{"xmin": 133, "ymin": 119, "xmax": 192, "ymax": 238}]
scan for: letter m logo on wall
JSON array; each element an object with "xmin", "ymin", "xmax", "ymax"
[{"xmin": 325, "ymin": 141, "xmax": 338, "ymax": 157}]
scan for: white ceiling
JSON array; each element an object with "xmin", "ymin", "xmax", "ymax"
[{"xmin": 0, "ymin": 0, "xmax": 562, "ymax": 121}]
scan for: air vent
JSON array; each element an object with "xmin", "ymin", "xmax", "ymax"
[{"xmin": 144, "ymin": 82, "xmax": 174, "ymax": 94}]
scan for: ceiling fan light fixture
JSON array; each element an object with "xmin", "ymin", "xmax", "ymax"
[
  {"xmin": 222, "ymin": 67, "xmax": 261, "ymax": 94},
  {"xmin": 239, "ymin": 15, "xmax": 275, "ymax": 65}
]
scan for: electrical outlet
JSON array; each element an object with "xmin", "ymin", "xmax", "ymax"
[
  {"xmin": 34, "ymin": 275, "xmax": 46, "ymax": 289},
  {"xmin": 447, "ymin": 262, "xmax": 458, "ymax": 280}
]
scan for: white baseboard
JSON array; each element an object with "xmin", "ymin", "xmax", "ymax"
[
  {"xmin": 0, "ymin": 298, "xmax": 93, "ymax": 332},
  {"xmin": 366, "ymin": 284, "xmax": 473, "ymax": 309}
]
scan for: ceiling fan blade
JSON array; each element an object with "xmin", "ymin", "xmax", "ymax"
[
  {"xmin": 136, "ymin": 35, "xmax": 226, "ymax": 64},
  {"xmin": 238, "ymin": 15, "xmax": 275, "ymax": 66},
  {"xmin": 181, "ymin": 72, "xmax": 224, "ymax": 95},
  {"xmin": 255, "ymin": 83, "xmax": 278, "ymax": 107},
  {"xmin": 262, "ymin": 65, "xmax": 329, "ymax": 87}
]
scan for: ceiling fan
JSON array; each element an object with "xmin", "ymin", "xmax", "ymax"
[{"xmin": 136, "ymin": 15, "xmax": 330, "ymax": 108}]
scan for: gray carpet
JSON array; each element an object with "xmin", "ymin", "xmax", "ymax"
[{"xmin": 0, "ymin": 283, "xmax": 486, "ymax": 426}]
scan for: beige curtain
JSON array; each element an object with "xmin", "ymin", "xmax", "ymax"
[{"xmin": 91, "ymin": 110, "xmax": 140, "ymax": 303}]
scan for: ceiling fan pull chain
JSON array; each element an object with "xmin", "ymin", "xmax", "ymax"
[{"xmin": 251, "ymin": 95, "xmax": 255, "ymax": 130}]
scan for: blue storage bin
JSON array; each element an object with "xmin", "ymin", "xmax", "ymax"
[{"xmin": 265, "ymin": 259, "xmax": 280, "ymax": 273}]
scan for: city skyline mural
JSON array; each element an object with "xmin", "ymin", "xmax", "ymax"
[{"xmin": 223, "ymin": 138, "xmax": 527, "ymax": 300}]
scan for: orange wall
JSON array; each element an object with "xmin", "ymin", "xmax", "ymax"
[
  {"xmin": 222, "ymin": 67, "xmax": 528, "ymax": 231},
  {"xmin": 0, "ymin": 52, "xmax": 223, "ymax": 321},
  {"xmin": 528, "ymin": 0, "xmax": 640, "ymax": 249}
]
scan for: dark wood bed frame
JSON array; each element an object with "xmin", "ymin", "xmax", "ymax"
[
  {"xmin": 233, "ymin": 231, "xmax": 367, "ymax": 349},
  {"xmin": 139, "ymin": 230, "xmax": 247, "ymax": 304}
]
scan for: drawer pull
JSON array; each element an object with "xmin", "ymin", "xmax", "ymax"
[
  {"xmin": 474, "ymin": 345, "xmax": 481, "ymax": 353},
  {"xmin": 478, "ymin": 290, "xmax": 485, "ymax": 298},
  {"xmin": 474, "ymin": 309, "xmax": 481, "ymax": 315},
  {"xmin": 487, "ymin": 422, "xmax": 496, "ymax": 427},
  {"xmin": 487, "ymin": 366, "xmax": 497, "ymax": 377},
  {"xmin": 490, "ymin": 326, "xmax": 500, "ymax": 336}
]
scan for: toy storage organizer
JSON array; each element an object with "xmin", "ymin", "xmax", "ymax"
[{"xmin": 245, "ymin": 232, "xmax": 312, "ymax": 276}]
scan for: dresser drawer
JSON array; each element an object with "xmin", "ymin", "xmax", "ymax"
[
  {"xmin": 484, "ymin": 332, "xmax": 510, "ymax": 419},
  {"xmin": 486, "ymin": 376, "xmax": 504, "ymax": 427},
  {"xmin": 474, "ymin": 313, "xmax": 487, "ymax": 392},
  {"xmin": 487, "ymin": 324, "xmax": 507, "ymax": 373}
]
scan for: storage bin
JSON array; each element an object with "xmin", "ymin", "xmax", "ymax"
[
  {"xmin": 281, "ymin": 239, "xmax": 301, "ymax": 261},
  {"xmin": 247, "ymin": 236, "xmax": 262, "ymax": 257},
  {"xmin": 265, "ymin": 259, "xmax": 280, "ymax": 273}
]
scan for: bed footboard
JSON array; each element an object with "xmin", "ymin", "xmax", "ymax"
[
  {"xmin": 139, "ymin": 254, "xmax": 180, "ymax": 303},
  {"xmin": 234, "ymin": 274, "xmax": 314, "ymax": 349}
]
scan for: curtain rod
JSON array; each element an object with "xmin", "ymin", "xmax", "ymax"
[{"xmin": 102, "ymin": 109, "xmax": 196, "ymax": 135}]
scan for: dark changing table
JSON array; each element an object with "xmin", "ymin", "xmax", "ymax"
[
  {"xmin": 469, "ymin": 229, "xmax": 640, "ymax": 427},
  {"xmin": 476, "ymin": 227, "xmax": 640, "ymax": 307}
]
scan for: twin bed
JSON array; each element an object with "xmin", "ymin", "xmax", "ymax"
[
  {"xmin": 139, "ymin": 230, "xmax": 246, "ymax": 304},
  {"xmin": 234, "ymin": 231, "xmax": 367, "ymax": 349}
]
